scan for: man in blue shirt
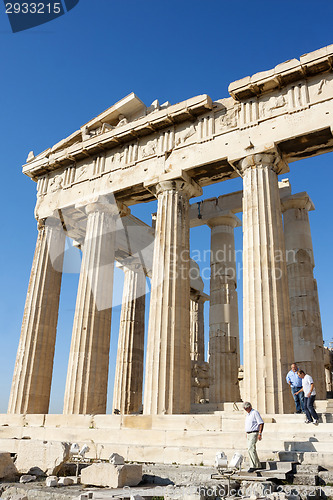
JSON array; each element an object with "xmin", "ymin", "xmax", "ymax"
[{"xmin": 286, "ymin": 363, "xmax": 305, "ymax": 413}]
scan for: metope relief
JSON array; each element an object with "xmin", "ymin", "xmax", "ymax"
[
  {"xmin": 107, "ymin": 148, "xmax": 126, "ymax": 172},
  {"xmin": 48, "ymin": 174, "xmax": 63, "ymax": 193},
  {"xmin": 259, "ymin": 93, "xmax": 287, "ymax": 120},
  {"xmin": 215, "ymin": 104, "xmax": 240, "ymax": 132},
  {"xmin": 175, "ymin": 123, "xmax": 197, "ymax": 146},
  {"xmin": 75, "ymin": 164, "xmax": 89, "ymax": 183},
  {"xmin": 308, "ymin": 72, "xmax": 333, "ymax": 105},
  {"xmin": 139, "ymin": 138, "xmax": 158, "ymax": 160}
]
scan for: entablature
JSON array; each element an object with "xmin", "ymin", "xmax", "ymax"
[{"xmin": 24, "ymin": 45, "xmax": 333, "ymax": 219}]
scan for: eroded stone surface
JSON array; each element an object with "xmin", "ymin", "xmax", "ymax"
[
  {"xmin": 81, "ymin": 462, "xmax": 142, "ymax": 488},
  {"xmin": 0, "ymin": 452, "xmax": 19, "ymax": 481},
  {"xmin": 15, "ymin": 440, "xmax": 70, "ymax": 476}
]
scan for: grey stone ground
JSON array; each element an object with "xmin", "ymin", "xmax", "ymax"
[{"xmin": 1, "ymin": 464, "xmax": 333, "ymax": 499}]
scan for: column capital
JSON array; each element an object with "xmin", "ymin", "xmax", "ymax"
[
  {"xmin": 238, "ymin": 151, "xmax": 289, "ymax": 176},
  {"xmin": 85, "ymin": 201, "xmax": 129, "ymax": 217},
  {"xmin": 116, "ymin": 258, "xmax": 146, "ymax": 275},
  {"xmin": 281, "ymin": 193, "xmax": 314, "ymax": 213},
  {"xmin": 37, "ymin": 216, "xmax": 64, "ymax": 232},
  {"xmin": 207, "ymin": 212, "xmax": 241, "ymax": 229},
  {"xmin": 190, "ymin": 290, "xmax": 210, "ymax": 303},
  {"xmin": 145, "ymin": 172, "xmax": 202, "ymax": 199}
]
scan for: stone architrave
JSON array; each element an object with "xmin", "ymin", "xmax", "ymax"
[
  {"xmin": 282, "ymin": 194, "xmax": 326, "ymax": 398},
  {"xmin": 8, "ymin": 217, "xmax": 66, "ymax": 414},
  {"xmin": 143, "ymin": 177, "xmax": 202, "ymax": 415},
  {"xmin": 113, "ymin": 263, "xmax": 146, "ymax": 414},
  {"xmin": 190, "ymin": 292, "xmax": 207, "ymax": 362},
  {"xmin": 240, "ymin": 153, "xmax": 295, "ymax": 414},
  {"xmin": 208, "ymin": 213, "xmax": 241, "ymax": 403},
  {"xmin": 63, "ymin": 201, "xmax": 118, "ymax": 415}
]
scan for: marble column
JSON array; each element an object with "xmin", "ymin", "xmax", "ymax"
[
  {"xmin": 143, "ymin": 178, "xmax": 202, "ymax": 415},
  {"xmin": 208, "ymin": 213, "xmax": 241, "ymax": 403},
  {"xmin": 8, "ymin": 217, "xmax": 66, "ymax": 414},
  {"xmin": 240, "ymin": 153, "xmax": 294, "ymax": 414},
  {"xmin": 63, "ymin": 202, "xmax": 117, "ymax": 415},
  {"xmin": 190, "ymin": 292, "xmax": 207, "ymax": 362},
  {"xmin": 282, "ymin": 194, "xmax": 326, "ymax": 398},
  {"xmin": 190, "ymin": 291, "xmax": 209, "ymax": 404},
  {"xmin": 113, "ymin": 263, "xmax": 146, "ymax": 414}
]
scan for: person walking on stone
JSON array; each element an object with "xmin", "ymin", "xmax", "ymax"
[
  {"xmin": 243, "ymin": 401, "xmax": 264, "ymax": 472},
  {"xmin": 286, "ymin": 363, "xmax": 305, "ymax": 414},
  {"xmin": 295, "ymin": 370, "xmax": 319, "ymax": 425}
]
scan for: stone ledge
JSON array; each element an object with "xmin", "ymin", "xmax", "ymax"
[{"xmin": 229, "ymin": 44, "xmax": 333, "ymax": 100}]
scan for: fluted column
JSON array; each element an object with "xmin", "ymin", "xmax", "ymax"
[
  {"xmin": 113, "ymin": 263, "xmax": 146, "ymax": 414},
  {"xmin": 143, "ymin": 178, "xmax": 202, "ymax": 414},
  {"xmin": 240, "ymin": 153, "xmax": 294, "ymax": 414},
  {"xmin": 282, "ymin": 194, "xmax": 325, "ymax": 398},
  {"xmin": 8, "ymin": 217, "xmax": 65, "ymax": 414},
  {"xmin": 190, "ymin": 292, "xmax": 207, "ymax": 362},
  {"xmin": 208, "ymin": 213, "xmax": 241, "ymax": 403},
  {"xmin": 63, "ymin": 201, "xmax": 117, "ymax": 415}
]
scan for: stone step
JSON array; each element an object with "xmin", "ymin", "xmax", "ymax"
[{"xmin": 264, "ymin": 460, "xmax": 295, "ymax": 472}]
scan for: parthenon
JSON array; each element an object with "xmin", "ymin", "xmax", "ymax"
[{"xmin": 6, "ymin": 45, "xmax": 333, "ymax": 445}]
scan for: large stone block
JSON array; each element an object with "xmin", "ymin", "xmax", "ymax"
[
  {"xmin": 81, "ymin": 462, "xmax": 142, "ymax": 488},
  {"xmin": 0, "ymin": 452, "xmax": 19, "ymax": 480},
  {"xmin": 15, "ymin": 440, "xmax": 70, "ymax": 475}
]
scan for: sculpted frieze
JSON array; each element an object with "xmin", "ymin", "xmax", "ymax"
[
  {"xmin": 238, "ymin": 80, "xmax": 312, "ymax": 128},
  {"xmin": 141, "ymin": 138, "xmax": 157, "ymax": 159},
  {"xmin": 308, "ymin": 72, "xmax": 333, "ymax": 104},
  {"xmin": 215, "ymin": 103, "xmax": 240, "ymax": 132},
  {"xmin": 175, "ymin": 123, "xmax": 197, "ymax": 147},
  {"xmin": 75, "ymin": 164, "xmax": 89, "ymax": 183},
  {"xmin": 49, "ymin": 174, "xmax": 64, "ymax": 192}
]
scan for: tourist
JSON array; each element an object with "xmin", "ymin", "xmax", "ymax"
[
  {"xmin": 286, "ymin": 363, "xmax": 305, "ymax": 414},
  {"xmin": 295, "ymin": 370, "xmax": 319, "ymax": 425},
  {"xmin": 243, "ymin": 401, "xmax": 264, "ymax": 472}
]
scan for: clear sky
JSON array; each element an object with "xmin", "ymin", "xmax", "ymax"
[{"xmin": 1, "ymin": 0, "xmax": 333, "ymax": 414}]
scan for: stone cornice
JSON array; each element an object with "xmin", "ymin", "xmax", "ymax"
[
  {"xmin": 229, "ymin": 45, "xmax": 333, "ymax": 101},
  {"xmin": 23, "ymin": 94, "xmax": 213, "ymax": 179}
]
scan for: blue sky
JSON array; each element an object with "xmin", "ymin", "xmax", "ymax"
[{"xmin": 1, "ymin": 0, "xmax": 333, "ymax": 413}]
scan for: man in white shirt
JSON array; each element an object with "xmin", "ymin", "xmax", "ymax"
[
  {"xmin": 295, "ymin": 370, "xmax": 319, "ymax": 425},
  {"xmin": 243, "ymin": 401, "xmax": 264, "ymax": 472}
]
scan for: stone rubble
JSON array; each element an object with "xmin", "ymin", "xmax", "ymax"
[
  {"xmin": 0, "ymin": 453, "xmax": 19, "ymax": 482},
  {"xmin": 108, "ymin": 453, "xmax": 124, "ymax": 466},
  {"xmin": 19, "ymin": 476, "xmax": 36, "ymax": 484},
  {"xmin": 45, "ymin": 476, "xmax": 58, "ymax": 487},
  {"xmin": 14, "ymin": 441, "xmax": 70, "ymax": 476}
]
